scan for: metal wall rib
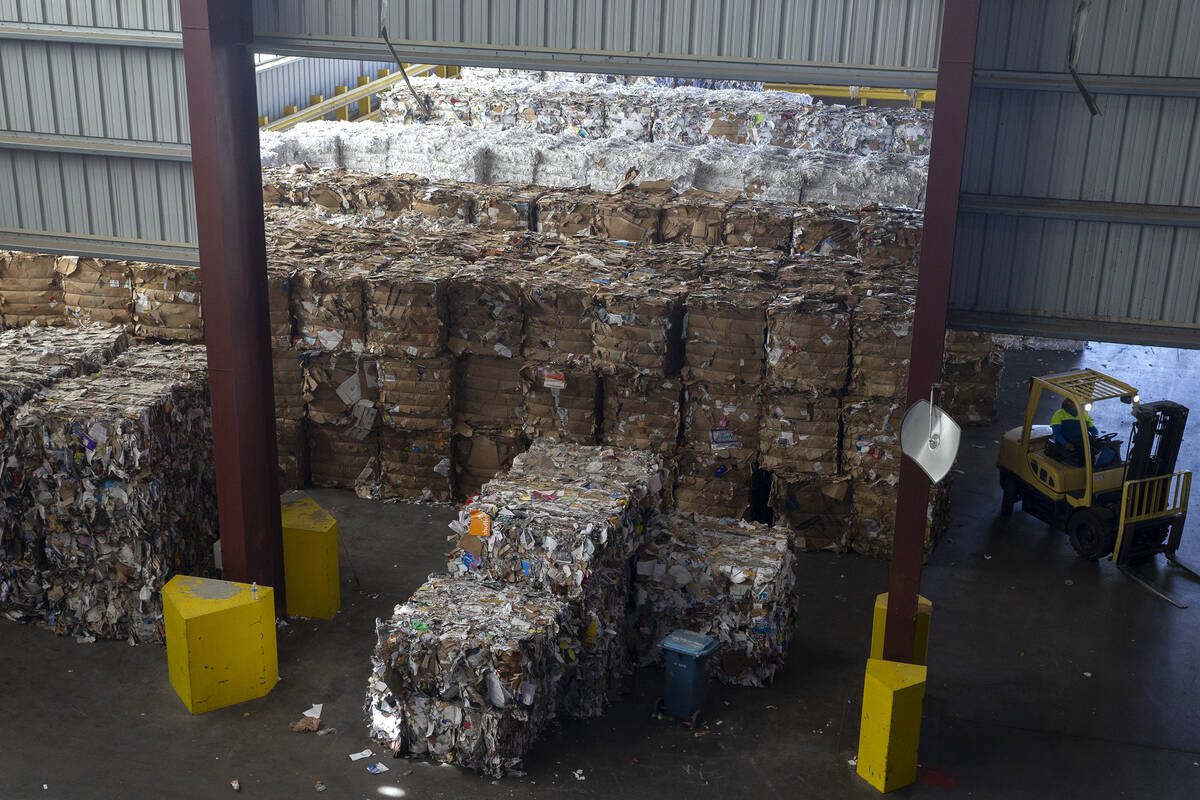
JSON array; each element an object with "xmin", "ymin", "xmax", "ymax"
[
  {"xmin": 251, "ymin": 0, "xmax": 945, "ymax": 86},
  {"xmin": 950, "ymin": 0, "xmax": 1200, "ymax": 347},
  {"xmin": 0, "ymin": 0, "xmax": 182, "ymax": 32}
]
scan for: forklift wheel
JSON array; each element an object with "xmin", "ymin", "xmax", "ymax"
[
  {"xmin": 1000, "ymin": 476, "xmax": 1019, "ymax": 517},
  {"xmin": 1068, "ymin": 509, "xmax": 1117, "ymax": 561},
  {"xmin": 690, "ymin": 710, "xmax": 703, "ymax": 728}
]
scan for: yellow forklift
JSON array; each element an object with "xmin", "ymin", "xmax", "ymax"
[{"xmin": 997, "ymin": 369, "xmax": 1197, "ymax": 606}]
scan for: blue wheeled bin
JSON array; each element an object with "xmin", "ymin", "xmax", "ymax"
[{"xmin": 657, "ymin": 629, "xmax": 720, "ymax": 726}]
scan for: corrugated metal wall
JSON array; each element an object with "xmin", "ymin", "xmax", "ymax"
[
  {"xmin": 252, "ymin": 0, "xmax": 945, "ymax": 87},
  {"xmin": 256, "ymin": 56, "xmax": 394, "ymax": 121},
  {"xmin": 949, "ymin": 0, "xmax": 1200, "ymax": 347},
  {"xmin": 0, "ymin": 0, "xmax": 182, "ymax": 31}
]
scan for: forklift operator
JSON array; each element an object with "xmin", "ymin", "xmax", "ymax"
[{"xmin": 1050, "ymin": 398, "xmax": 1115, "ymax": 467}]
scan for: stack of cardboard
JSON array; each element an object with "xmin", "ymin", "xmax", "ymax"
[
  {"xmin": 629, "ymin": 513, "xmax": 795, "ymax": 686},
  {"xmin": 371, "ymin": 354, "xmax": 455, "ymax": 500},
  {"xmin": 57, "ymin": 257, "xmax": 132, "ymax": 328},
  {"xmin": 0, "ymin": 252, "xmax": 64, "ymax": 327},
  {"xmin": 854, "ymin": 206, "xmax": 923, "ymax": 270},
  {"xmin": 791, "ymin": 205, "xmax": 859, "ymax": 256},
  {"xmin": 518, "ymin": 260, "xmax": 604, "ymax": 367},
  {"xmin": 273, "ymin": 348, "xmax": 308, "ymax": 490},
  {"xmin": 453, "ymin": 355, "xmax": 525, "ymax": 497},
  {"xmin": 660, "ymin": 190, "xmax": 731, "ymax": 246},
  {"xmin": 364, "ymin": 260, "xmax": 453, "ymax": 359},
  {"xmin": 849, "ymin": 289, "xmax": 914, "ymax": 398},
  {"xmin": 592, "ymin": 189, "xmax": 667, "ymax": 244},
  {"xmin": 723, "ymin": 199, "xmax": 794, "ymax": 251},
  {"xmin": 592, "ymin": 278, "xmax": 687, "ymax": 378},
  {"xmin": 943, "ymin": 330, "xmax": 1005, "ymax": 426},
  {"xmin": 292, "ymin": 265, "xmax": 368, "ymax": 353},
  {"xmin": 412, "ymin": 181, "xmax": 476, "ymax": 222},
  {"xmin": 600, "ymin": 373, "xmax": 682, "ymax": 455},
  {"xmin": 304, "ymin": 353, "xmax": 378, "ymax": 490},
  {"xmin": 535, "ymin": 191, "xmax": 605, "ymax": 238},
  {"xmin": 519, "ymin": 364, "xmax": 599, "ymax": 444},
  {"xmin": 447, "ymin": 261, "xmax": 523, "ymax": 359},
  {"xmin": 5, "ymin": 343, "xmax": 213, "ymax": 641},
  {"xmin": 130, "ymin": 263, "xmax": 203, "ymax": 342},
  {"xmin": 472, "ymin": 184, "xmax": 544, "ymax": 231}
]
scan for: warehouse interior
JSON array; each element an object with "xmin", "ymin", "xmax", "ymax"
[{"xmin": 2, "ymin": 1, "xmax": 1199, "ymax": 798}]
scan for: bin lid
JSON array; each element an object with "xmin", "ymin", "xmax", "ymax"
[{"xmin": 658, "ymin": 629, "xmax": 719, "ymax": 658}]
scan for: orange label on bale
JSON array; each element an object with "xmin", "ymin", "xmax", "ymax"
[{"xmin": 469, "ymin": 510, "xmax": 492, "ymax": 537}]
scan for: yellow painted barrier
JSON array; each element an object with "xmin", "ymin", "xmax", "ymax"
[
  {"xmin": 857, "ymin": 658, "xmax": 927, "ymax": 792},
  {"xmin": 334, "ymin": 86, "xmax": 348, "ymax": 121},
  {"xmin": 281, "ymin": 498, "xmax": 341, "ymax": 619},
  {"xmin": 870, "ymin": 593, "xmax": 932, "ymax": 665},
  {"xmin": 163, "ymin": 575, "xmax": 278, "ymax": 714},
  {"xmin": 357, "ymin": 75, "xmax": 371, "ymax": 117},
  {"xmin": 764, "ymin": 83, "xmax": 936, "ymax": 108}
]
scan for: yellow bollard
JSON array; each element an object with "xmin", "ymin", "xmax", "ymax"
[
  {"xmin": 357, "ymin": 75, "xmax": 370, "ymax": 117},
  {"xmin": 334, "ymin": 86, "xmax": 348, "ymax": 121},
  {"xmin": 281, "ymin": 497, "xmax": 341, "ymax": 619},
  {"xmin": 869, "ymin": 593, "xmax": 932, "ymax": 665},
  {"xmin": 857, "ymin": 659, "xmax": 927, "ymax": 792},
  {"xmin": 377, "ymin": 68, "xmax": 391, "ymax": 79},
  {"xmin": 284, "ymin": 104, "xmax": 297, "ymax": 117},
  {"xmin": 163, "ymin": 575, "xmax": 279, "ymax": 714},
  {"xmin": 258, "ymin": 115, "xmax": 268, "ymax": 127}
]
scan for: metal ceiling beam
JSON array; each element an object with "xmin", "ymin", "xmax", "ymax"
[
  {"xmin": 0, "ymin": 22, "xmax": 182, "ymax": 48},
  {"xmin": 959, "ymin": 195, "xmax": 1200, "ymax": 228},
  {"xmin": 947, "ymin": 310, "xmax": 1200, "ymax": 351},
  {"xmin": 182, "ymin": 0, "xmax": 284, "ymax": 604},
  {"xmin": 0, "ymin": 132, "xmax": 191, "ymax": 162},
  {"xmin": 0, "ymin": 227, "xmax": 198, "ymax": 264},
  {"xmin": 884, "ymin": 0, "xmax": 982, "ymax": 664},
  {"xmin": 974, "ymin": 70, "xmax": 1200, "ymax": 98},
  {"xmin": 251, "ymin": 36, "xmax": 940, "ymax": 89}
]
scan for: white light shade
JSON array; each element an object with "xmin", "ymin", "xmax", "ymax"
[{"xmin": 900, "ymin": 399, "xmax": 962, "ymax": 483}]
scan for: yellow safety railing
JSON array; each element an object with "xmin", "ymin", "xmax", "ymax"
[
  {"xmin": 764, "ymin": 83, "xmax": 936, "ymax": 108},
  {"xmin": 1113, "ymin": 470, "xmax": 1191, "ymax": 561},
  {"xmin": 262, "ymin": 64, "xmax": 440, "ymax": 131}
]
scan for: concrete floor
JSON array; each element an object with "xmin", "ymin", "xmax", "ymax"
[{"xmin": 4, "ymin": 341, "xmax": 1200, "ymax": 799}]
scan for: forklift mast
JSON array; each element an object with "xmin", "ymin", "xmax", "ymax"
[{"xmin": 1125, "ymin": 401, "xmax": 1189, "ymax": 482}]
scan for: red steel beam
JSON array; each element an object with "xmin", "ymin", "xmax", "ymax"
[
  {"xmin": 181, "ymin": 2, "xmax": 285, "ymax": 605},
  {"xmin": 882, "ymin": 0, "xmax": 982, "ymax": 662}
]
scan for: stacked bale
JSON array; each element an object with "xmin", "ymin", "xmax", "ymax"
[
  {"xmin": 723, "ymin": 199, "xmax": 794, "ymax": 251},
  {"xmin": 0, "ymin": 252, "xmax": 64, "ymax": 326},
  {"xmin": 592, "ymin": 188, "xmax": 668, "ymax": 244},
  {"xmin": 535, "ymin": 190, "xmax": 606, "ymax": 237},
  {"xmin": 660, "ymin": 190, "xmax": 733, "ymax": 246},
  {"xmin": 57, "ymin": 257, "xmax": 132, "ymax": 328},
  {"xmin": 943, "ymin": 330, "xmax": 1005, "ymax": 426},
  {"xmin": 472, "ymin": 184, "xmax": 544, "ymax": 231},
  {"xmin": 292, "ymin": 264, "xmax": 367, "ymax": 352},
  {"xmin": 131, "ymin": 263, "xmax": 203, "ymax": 342},
  {"xmin": 5, "ymin": 343, "xmax": 213, "ymax": 641},
  {"xmin": 791, "ymin": 204, "xmax": 859, "ymax": 256},
  {"xmin": 519, "ymin": 363, "xmax": 599, "ymax": 444},
  {"xmin": 304, "ymin": 352, "xmax": 379, "ymax": 491}
]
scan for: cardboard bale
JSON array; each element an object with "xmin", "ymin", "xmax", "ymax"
[
  {"xmin": 629, "ymin": 513, "xmax": 795, "ymax": 686},
  {"xmin": 672, "ymin": 453, "xmax": 753, "ymax": 520},
  {"xmin": 536, "ymin": 191, "xmax": 605, "ymax": 238},
  {"xmin": 373, "ymin": 428, "xmax": 454, "ymax": 501},
  {"xmin": 308, "ymin": 422, "xmax": 378, "ymax": 489},
  {"xmin": 0, "ymin": 252, "xmax": 65, "ymax": 327},
  {"xmin": 366, "ymin": 574, "xmax": 570, "ymax": 776},
  {"xmin": 276, "ymin": 418, "xmax": 307, "ymax": 490},
  {"xmin": 703, "ymin": 247, "xmax": 783, "ymax": 283},
  {"xmin": 764, "ymin": 290, "xmax": 851, "ymax": 394},
  {"xmin": 592, "ymin": 278, "xmax": 686, "ymax": 378},
  {"xmin": 130, "ymin": 263, "xmax": 202, "ymax": 342},
  {"xmin": 6, "ymin": 343, "xmax": 213, "ymax": 641},
  {"xmin": 659, "ymin": 190, "xmax": 733, "ymax": 246},
  {"xmin": 943, "ymin": 330, "xmax": 1004, "ymax": 426},
  {"xmin": 854, "ymin": 206, "xmax": 924, "ymax": 271},
  {"xmin": 471, "ymin": 184, "xmax": 545, "ymax": 231},
  {"xmin": 377, "ymin": 355, "xmax": 454, "ymax": 432},
  {"xmin": 267, "ymin": 266, "xmax": 294, "ymax": 347},
  {"xmin": 272, "ymin": 347, "xmax": 307, "ymax": 422},
  {"xmin": 627, "ymin": 243, "xmax": 707, "ymax": 282},
  {"xmin": 791, "ymin": 205, "xmax": 860, "ymax": 256},
  {"xmin": 520, "ymin": 363, "xmax": 599, "ymax": 444},
  {"xmin": 519, "ymin": 261, "xmax": 604, "ymax": 367},
  {"xmin": 592, "ymin": 190, "xmax": 666, "ymax": 244},
  {"xmin": 682, "ymin": 382, "xmax": 760, "ymax": 464},
  {"xmin": 303, "ymin": 352, "xmax": 379, "ymax": 439},
  {"xmin": 841, "ymin": 396, "xmax": 904, "ymax": 485},
  {"xmin": 447, "ymin": 261, "xmax": 524, "ymax": 358},
  {"xmin": 292, "ymin": 265, "xmax": 367, "ymax": 352},
  {"xmin": 759, "ymin": 393, "xmax": 840, "ymax": 477},
  {"xmin": 723, "ymin": 199, "xmax": 794, "ymax": 251},
  {"xmin": 452, "ymin": 432, "xmax": 526, "ymax": 499},
  {"xmin": 600, "ymin": 370, "xmax": 682, "ymax": 455},
  {"xmin": 849, "ymin": 290, "xmax": 913, "ymax": 398},
  {"xmin": 769, "ymin": 474, "xmax": 854, "ymax": 552},
  {"xmin": 848, "ymin": 477, "xmax": 953, "ymax": 560},
  {"xmin": 411, "ymin": 181, "xmax": 476, "ymax": 222},
  {"xmin": 454, "ymin": 356, "xmax": 524, "ymax": 435},
  {"xmin": 683, "ymin": 278, "xmax": 772, "ymax": 385},
  {"xmin": 364, "ymin": 260, "xmax": 454, "ymax": 359},
  {"xmin": 56, "ymin": 257, "xmax": 132, "ymax": 327}
]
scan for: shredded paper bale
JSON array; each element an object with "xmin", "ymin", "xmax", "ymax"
[
  {"xmin": 367, "ymin": 574, "xmax": 570, "ymax": 776},
  {"xmin": 2, "ymin": 342, "xmax": 213, "ymax": 641},
  {"xmin": 629, "ymin": 513, "xmax": 795, "ymax": 686}
]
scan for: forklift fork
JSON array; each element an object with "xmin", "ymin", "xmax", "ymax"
[{"xmin": 1114, "ymin": 471, "xmax": 1195, "ymax": 607}]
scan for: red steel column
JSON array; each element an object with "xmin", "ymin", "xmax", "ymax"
[
  {"xmin": 882, "ymin": 0, "xmax": 982, "ymax": 662},
  {"xmin": 181, "ymin": 1, "xmax": 284, "ymax": 604}
]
